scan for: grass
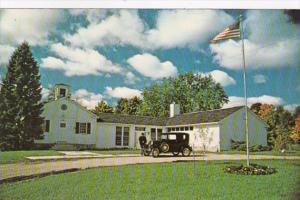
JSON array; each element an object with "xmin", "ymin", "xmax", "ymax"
[
  {"xmin": 216, "ymin": 150, "xmax": 300, "ymax": 156},
  {"xmin": 0, "ymin": 160, "xmax": 299, "ymax": 200},
  {"xmin": 0, "ymin": 150, "xmax": 61, "ymax": 164}
]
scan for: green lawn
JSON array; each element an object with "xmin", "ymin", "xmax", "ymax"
[
  {"xmin": 216, "ymin": 150, "xmax": 300, "ymax": 156},
  {"xmin": 0, "ymin": 160, "xmax": 299, "ymax": 200},
  {"xmin": 0, "ymin": 150, "xmax": 61, "ymax": 164}
]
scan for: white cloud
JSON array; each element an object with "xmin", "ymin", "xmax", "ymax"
[
  {"xmin": 223, "ymin": 95, "xmax": 284, "ymax": 108},
  {"xmin": 124, "ymin": 71, "xmax": 140, "ymax": 85},
  {"xmin": 210, "ymin": 39, "xmax": 299, "ymax": 70},
  {"xmin": 201, "ymin": 70, "xmax": 236, "ymax": 87},
  {"xmin": 254, "ymin": 74, "xmax": 267, "ymax": 84},
  {"xmin": 41, "ymin": 87, "xmax": 50, "ymax": 100},
  {"xmin": 210, "ymin": 10, "xmax": 300, "ymax": 70},
  {"xmin": 73, "ymin": 89, "xmax": 103, "ymax": 109},
  {"xmin": 105, "ymin": 86, "xmax": 142, "ymax": 99},
  {"xmin": 0, "ymin": 44, "xmax": 14, "ymax": 65},
  {"xmin": 127, "ymin": 53, "xmax": 178, "ymax": 80},
  {"xmin": 284, "ymin": 104, "xmax": 299, "ymax": 112},
  {"xmin": 65, "ymin": 10, "xmax": 234, "ymax": 49},
  {"xmin": 0, "ymin": 9, "xmax": 62, "ymax": 45},
  {"xmin": 65, "ymin": 10, "xmax": 145, "ymax": 48},
  {"xmin": 69, "ymin": 9, "xmax": 116, "ymax": 24},
  {"xmin": 146, "ymin": 10, "xmax": 234, "ymax": 49},
  {"xmin": 41, "ymin": 43, "xmax": 122, "ymax": 76}
]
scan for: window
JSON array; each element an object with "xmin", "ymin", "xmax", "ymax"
[
  {"xmin": 115, "ymin": 126, "xmax": 130, "ymax": 146},
  {"xmin": 60, "ymin": 88, "xmax": 66, "ymax": 97},
  {"xmin": 180, "ymin": 127, "xmax": 184, "ymax": 131},
  {"xmin": 115, "ymin": 126, "xmax": 122, "ymax": 146},
  {"xmin": 151, "ymin": 128, "xmax": 156, "ymax": 141},
  {"xmin": 190, "ymin": 126, "xmax": 194, "ymax": 131},
  {"xmin": 43, "ymin": 120, "xmax": 50, "ymax": 132},
  {"xmin": 135, "ymin": 127, "xmax": 146, "ymax": 131},
  {"xmin": 167, "ymin": 128, "xmax": 171, "ymax": 132},
  {"xmin": 169, "ymin": 134, "xmax": 176, "ymax": 140},
  {"xmin": 61, "ymin": 104, "xmax": 68, "ymax": 111},
  {"xmin": 157, "ymin": 129, "xmax": 162, "ymax": 140},
  {"xmin": 176, "ymin": 127, "xmax": 180, "ymax": 131},
  {"xmin": 75, "ymin": 122, "xmax": 91, "ymax": 134},
  {"xmin": 60, "ymin": 122, "xmax": 66, "ymax": 128},
  {"xmin": 185, "ymin": 126, "xmax": 189, "ymax": 131},
  {"xmin": 171, "ymin": 127, "xmax": 175, "ymax": 131},
  {"xmin": 123, "ymin": 127, "xmax": 130, "ymax": 146}
]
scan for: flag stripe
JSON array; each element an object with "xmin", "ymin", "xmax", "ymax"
[{"xmin": 211, "ymin": 20, "xmax": 240, "ymax": 43}]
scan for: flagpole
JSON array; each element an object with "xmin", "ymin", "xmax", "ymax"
[{"xmin": 240, "ymin": 15, "xmax": 250, "ymax": 166}]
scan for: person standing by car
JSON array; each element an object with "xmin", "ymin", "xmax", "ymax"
[{"xmin": 139, "ymin": 132, "xmax": 147, "ymax": 155}]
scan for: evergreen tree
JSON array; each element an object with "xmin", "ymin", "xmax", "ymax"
[
  {"xmin": 0, "ymin": 42, "xmax": 44, "ymax": 150},
  {"xmin": 92, "ymin": 100, "xmax": 114, "ymax": 115},
  {"xmin": 115, "ymin": 98, "xmax": 129, "ymax": 114},
  {"xmin": 0, "ymin": 49, "xmax": 22, "ymax": 150}
]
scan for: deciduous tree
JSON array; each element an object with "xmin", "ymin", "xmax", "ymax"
[{"xmin": 139, "ymin": 72, "xmax": 228, "ymax": 117}]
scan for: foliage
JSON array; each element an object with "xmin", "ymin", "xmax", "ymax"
[
  {"xmin": 251, "ymin": 104, "xmax": 294, "ymax": 149},
  {"xmin": 290, "ymin": 116, "xmax": 300, "ymax": 142},
  {"xmin": 224, "ymin": 163, "xmax": 276, "ymax": 175},
  {"xmin": 0, "ymin": 160, "xmax": 299, "ymax": 200},
  {"xmin": 230, "ymin": 140, "xmax": 271, "ymax": 152},
  {"xmin": 91, "ymin": 100, "xmax": 114, "ymax": 115},
  {"xmin": 115, "ymin": 96, "xmax": 142, "ymax": 115},
  {"xmin": 250, "ymin": 102, "xmax": 262, "ymax": 115},
  {"xmin": 139, "ymin": 72, "xmax": 228, "ymax": 117},
  {"xmin": 292, "ymin": 106, "xmax": 300, "ymax": 120},
  {"xmin": 0, "ymin": 42, "xmax": 44, "ymax": 150}
]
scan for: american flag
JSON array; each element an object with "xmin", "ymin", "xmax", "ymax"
[{"xmin": 211, "ymin": 20, "xmax": 240, "ymax": 44}]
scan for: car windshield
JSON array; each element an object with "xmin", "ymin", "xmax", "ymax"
[{"xmin": 161, "ymin": 134, "xmax": 168, "ymax": 140}]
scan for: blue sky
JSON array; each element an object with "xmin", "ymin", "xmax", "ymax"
[{"xmin": 0, "ymin": 9, "xmax": 299, "ymax": 110}]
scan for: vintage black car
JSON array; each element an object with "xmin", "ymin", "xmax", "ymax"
[{"xmin": 151, "ymin": 132, "xmax": 192, "ymax": 157}]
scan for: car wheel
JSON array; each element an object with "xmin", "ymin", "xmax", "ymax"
[
  {"xmin": 172, "ymin": 151, "xmax": 180, "ymax": 156},
  {"xmin": 182, "ymin": 147, "xmax": 191, "ymax": 157},
  {"xmin": 152, "ymin": 148, "xmax": 160, "ymax": 157},
  {"xmin": 160, "ymin": 142, "xmax": 169, "ymax": 153}
]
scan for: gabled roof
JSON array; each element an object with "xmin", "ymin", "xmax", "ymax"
[
  {"xmin": 97, "ymin": 106, "xmax": 244, "ymax": 126},
  {"xmin": 166, "ymin": 106, "xmax": 244, "ymax": 126},
  {"xmin": 97, "ymin": 113, "xmax": 167, "ymax": 126}
]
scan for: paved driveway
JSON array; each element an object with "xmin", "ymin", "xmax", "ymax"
[{"xmin": 1, "ymin": 153, "xmax": 299, "ymax": 183}]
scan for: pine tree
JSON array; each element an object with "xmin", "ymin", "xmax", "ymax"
[
  {"xmin": 0, "ymin": 42, "xmax": 44, "ymax": 150},
  {"xmin": 16, "ymin": 42, "xmax": 44, "ymax": 149},
  {"xmin": 92, "ymin": 100, "xmax": 114, "ymax": 115},
  {"xmin": 0, "ymin": 49, "xmax": 22, "ymax": 150}
]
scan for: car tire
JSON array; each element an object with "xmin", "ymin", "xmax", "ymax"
[
  {"xmin": 172, "ymin": 151, "xmax": 180, "ymax": 156},
  {"xmin": 160, "ymin": 142, "xmax": 169, "ymax": 153},
  {"xmin": 152, "ymin": 148, "xmax": 160, "ymax": 157},
  {"xmin": 144, "ymin": 151, "xmax": 150, "ymax": 156},
  {"xmin": 182, "ymin": 147, "xmax": 191, "ymax": 157}
]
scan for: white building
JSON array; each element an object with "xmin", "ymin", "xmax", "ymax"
[{"xmin": 36, "ymin": 84, "xmax": 267, "ymax": 152}]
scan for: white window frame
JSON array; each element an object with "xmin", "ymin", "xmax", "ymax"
[{"xmin": 115, "ymin": 126, "xmax": 130, "ymax": 147}]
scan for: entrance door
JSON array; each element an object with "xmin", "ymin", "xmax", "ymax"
[{"xmin": 134, "ymin": 126, "xmax": 146, "ymax": 149}]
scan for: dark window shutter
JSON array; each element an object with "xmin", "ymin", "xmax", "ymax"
[
  {"xmin": 45, "ymin": 120, "xmax": 50, "ymax": 132},
  {"xmin": 75, "ymin": 122, "xmax": 79, "ymax": 134},
  {"xmin": 87, "ymin": 123, "xmax": 91, "ymax": 134}
]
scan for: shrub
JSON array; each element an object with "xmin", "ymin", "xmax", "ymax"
[
  {"xmin": 224, "ymin": 163, "xmax": 276, "ymax": 175},
  {"xmin": 230, "ymin": 139, "xmax": 271, "ymax": 152}
]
